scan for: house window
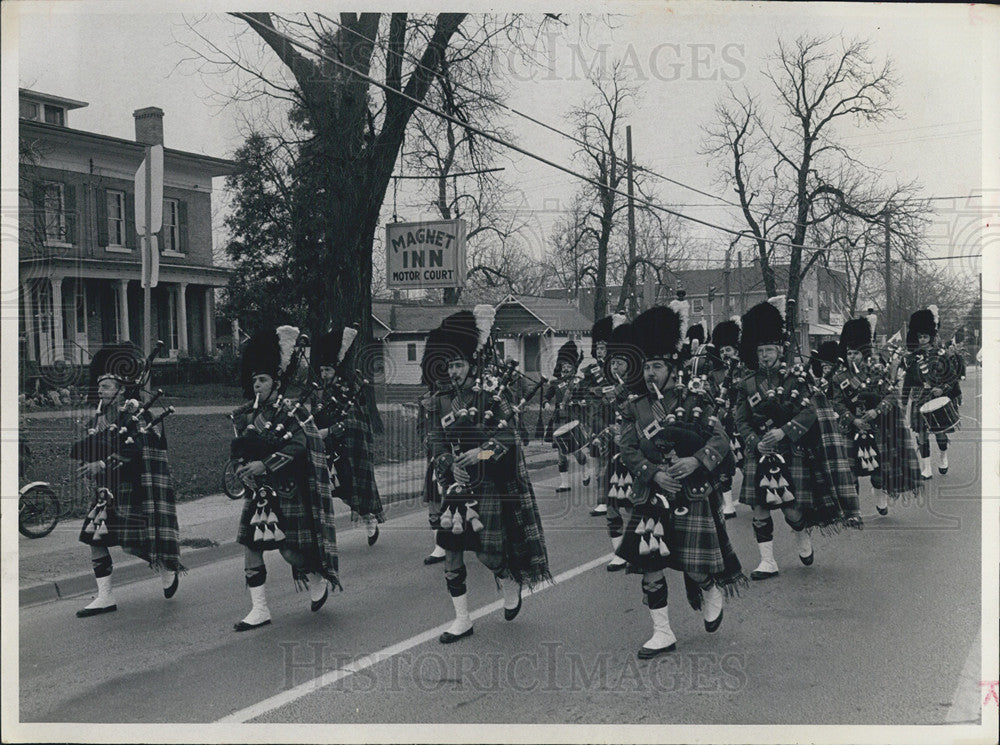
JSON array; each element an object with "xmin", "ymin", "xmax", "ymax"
[
  {"xmin": 163, "ymin": 199, "xmax": 180, "ymax": 253},
  {"xmin": 20, "ymin": 100, "xmax": 39, "ymax": 120},
  {"xmin": 407, "ymin": 343, "xmax": 417, "ymax": 362},
  {"xmin": 43, "ymin": 106, "xmax": 65, "ymax": 126},
  {"xmin": 107, "ymin": 191, "xmax": 126, "ymax": 247},
  {"xmin": 495, "ymin": 341, "xmax": 506, "ymax": 359},
  {"xmin": 42, "ymin": 182, "xmax": 66, "ymax": 242}
]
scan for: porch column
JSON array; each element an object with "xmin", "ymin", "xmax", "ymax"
[
  {"xmin": 51, "ymin": 275, "xmax": 64, "ymax": 362},
  {"xmin": 177, "ymin": 282, "xmax": 189, "ymax": 354},
  {"xmin": 21, "ymin": 282, "xmax": 35, "ymax": 362},
  {"xmin": 203, "ymin": 287, "xmax": 214, "ymax": 355},
  {"xmin": 117, "ymin": 279, "xmax": 130, "ymax": 341}
]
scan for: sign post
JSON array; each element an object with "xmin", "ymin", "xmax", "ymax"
[
  {"xmin": 135, "ymin": 145, "xmax": 163, "ymax": 355},
  {"xmin": 385, "ymin": 219, "xmax": 467, "ymax": 291}
]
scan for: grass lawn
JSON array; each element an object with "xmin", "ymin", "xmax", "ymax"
[{"xmin": 20, "ymin": 409, "xmax": 425, "ymax": 511}]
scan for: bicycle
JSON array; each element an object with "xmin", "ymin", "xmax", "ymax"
[{"xmin": 18, "ymin": 442, "xmax": 61, "ymax": 538}]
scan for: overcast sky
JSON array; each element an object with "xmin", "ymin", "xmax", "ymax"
[{"xmin": 9, "ymin": 1, "xmax": 996, "ymax": 288}]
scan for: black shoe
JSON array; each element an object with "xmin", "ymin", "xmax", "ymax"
[
  {"xmin": 637, "ymin": 642, "xmax": 677, "ymax": 660},
  {"xmin": 555, "ymin": 486, "xmax": 570, "ymax": 493},
  {"xmin": 424, "ymin": 553, "xmax": 446, "ymax": 566},
  {"xmin": 876, "ymin": 505, "xmax": 888, "ymax": 516},
  {"xmin": 590, "ymin": 505, "xmax": 607, "ymax": 516},
  {"xmin": 938, "ymin": 466, "xmax": 948, "ymax": 475},
  {"xmin": 606, "ymin": 559, "xmax": 627, "ymax": 572},
  {"xmin": 76, "ymin": 604, "xmax": 117, "ymax": 618},
  {"xmin": 724, "ymin": 511, "xmax": 737, "ymax": 520},
  {"xmin": 233, "ymin": 618, "xmax": 272, "ymax": 632},
  {"xmin": 750, "ymin": 569, "xmax": 779, "ymax": 581},
  {"xmin": 704, "ymin": 608, "xmax": 724, "ymax": 633},
  {"xmin": 367, "ymin": 524, "xmax": 380, "ymax": 547},
  {"xmin": 311, "ymin": 585, "xmax": 329, "ymax": 612},
  {"xmin": 504, "ymin": 589, "xmax": 523, "ymax": 621},
  {"xmin": 163, "ymin": 572, "xmax": 179, "ymax": 599},
  {"xmin": 582, "ymin": 475, "xmax": 592, "ymax": 486},
  {"xmin": 439, "ymin": 626, "xmax": 474, "ymax": 644},
  {"xmin": 799, "ymin": 551, "xmax": 814, "ymax": 566}
]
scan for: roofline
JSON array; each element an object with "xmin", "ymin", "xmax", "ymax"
[
  {"xmin": 495, "ymin": 296, "xmax": 549, "ymax": 328},
  {"xmin": 20, "ymin": 119, "xmax": 235, "ymax": 174},
  {"xmin": 20, "ymin": 88, "xmax": 89, "ymax": 110}
]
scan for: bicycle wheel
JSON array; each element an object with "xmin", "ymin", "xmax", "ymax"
[
  {"xmin": 223, "ymin": 460, "xmax": 246, "ymax": 500},
  {"xmin": 19, "ymin": 483, "xmax": 61, "ymax": 538}
]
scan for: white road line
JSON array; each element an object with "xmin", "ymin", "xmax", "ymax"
[
  {"xmin": 215, "ymin": 553, "xmax": 613, "ymax": 724},
  {"xmin": 944, "ymin": 628, "xmax": 984, "ymax": 724}
]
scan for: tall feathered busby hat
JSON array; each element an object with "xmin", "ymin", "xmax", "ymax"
[
  {"xmin": 554, "ymin": 339, "xmax": 581, "ymax": 376},
  {"xmin": 686, "ymin": 323, "xmax": 706, "ymax": 344},
  {"xmin": 906, "ymin": 307, "xmax": 938, "ymax": 349},
  {"xmin": 740, "ymin": 301, "xmax": 785, "ymax": 369},
  {"xmin": 420, "ymin": 327, "xmax": 451, "ymax": 389},
  {"xmin": 630, "ymin": 305, "xmax": 685, "ymax": 366},
  {"xmin": 313, "ymin": 325, "xmax": 359, "ymax": 373},
  {"xmin": 604, "ymin": 321, "xmax": 644, "ymax": 390},
  {"xmin": 591, "ymin": 313, "xmax": 626, "ymax": 359},
  {"xmin": 87, "ymin": 342, "xmax": 145, "ymax": 404},
  {"xmin": 240, "ymin": 325, "xmax": 301, "ymax": 399},
  {"xmin": 711, "ymin": 318, "xmax": 741, "ymax": 351},
  {"xmin": 422, "ymin": 310, "xmax": 482, "ymax": 374},
  {"xmin": 810, "ymin": 341, "xmax": 842, "ymax": 378},
  {"xmin": 840, "ymin": 317, "xmax": 873, "ymax": 353}
]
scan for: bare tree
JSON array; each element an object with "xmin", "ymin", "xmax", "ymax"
[{"xmin": 703, "ymin": 36, "xmax": 922, "ymax": 354}]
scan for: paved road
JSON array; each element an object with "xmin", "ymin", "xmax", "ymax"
[{"xmin": 15, "ymin": 371, "xmax": 991, "ymax": 732}]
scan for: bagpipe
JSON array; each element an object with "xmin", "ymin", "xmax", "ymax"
[
  {"xmin": 304, "ymin": 369, "xmax": 373, "ymax": 489},
  {"xmin": 71, "ymin": 341, "xmax": 175, "ymax": 472},
  {"xmin": 743, "ymin": 361, "xmax": 816, "ymax": 508},
  {"xmin": 830, "ymin": 357, "xmax": 901, "ymax": 475},
  {"xmin": 433, "ymin": 350, "xmax": 546, "ymax": 536},
  {"xmin": 224, "ymin": 333, "xmax": 314, "ymax": 500}
]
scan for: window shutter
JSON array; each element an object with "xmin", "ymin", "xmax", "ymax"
[
  {"xmin": 32, "ymin": 182, "xmax": 46, "ymax": 243},
  {"xmin": 178, "ymin": 200, "xmax": 188, "ymax": 253},
  {"xmin": 96, "ymin": 189, "xmax": 109, "ymax": 247},
  {"xmin": 125, "ymin": 192, "xmax": 137, "ymax": 249},
  {"xmin": 64, "ymin": 182, "xmax": 77, "ymax": 244}
]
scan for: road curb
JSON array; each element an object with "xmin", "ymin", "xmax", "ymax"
[{"xmin": 20, "ymin": 454, "xmax": 561, "ymax": 608}]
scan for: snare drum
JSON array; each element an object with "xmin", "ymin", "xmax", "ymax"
[
  {"xmin": 553, "ymin": 420, "xmax": 588, "ymax": 455},
  {"xmin": 919, "ymin": 396, "xmax": 960, "ymax": 434}
]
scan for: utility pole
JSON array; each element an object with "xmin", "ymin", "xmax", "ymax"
[
  {"xmin": 626, "ymin": 125, "xmax": 637, "ymax": 318},
  {"xmin": 723, "ymin": 246, "xmax": 732, "ymax": 317},
  {"xmin": 883, "ymin": 208, "xmax": 892, "ymax": 335},
  {"xmin": 737, "ymin": 250, "xmax": 745, "ymax": 312}
]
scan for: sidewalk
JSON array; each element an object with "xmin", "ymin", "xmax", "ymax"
[{"xmin": 18, "ymin": 444, "xmax": 559, "ymax": 607}]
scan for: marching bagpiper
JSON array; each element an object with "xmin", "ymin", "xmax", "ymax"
[
  {"xmin": 230, "ymin": 327, "xmax": 341, "ymax": 631},
  {"xmin": 902, "ymin": 306, "xmax": 963, "ymax": 479},
  {"xmin": 828, "ymin": 317, "xmax": 921, "ymax": 516},
  {"xmin": 707, "ymin": 317, "xmax": 744, "ymax": 519},
  {"xmin": 420, "ymin": 326, "xmax": 450, "ymax": 566},
  {"xmin": 734, "ymin": 300, "xmax": 862, "ymax": 581},
  {"xmin": 311, "ymin": 326, "xmax": 385, "ymax": 545},
  {"xmin": 74, "ymin": 343, "xmax": 184, "ymax": 618},
  {"xmin": 615, "ymin": 305, "xmax": 746, "ymax": 659},
  {"xmin": 425, "ymin": 308, "xmax": 552, "ymax": 644},
  {"xmin": 544, "ymin": 340, "xmax": 592, "ymax": 492},
  {"xmin": 810, "ymin": 341, "xmax": 843, "ymax": 393}
]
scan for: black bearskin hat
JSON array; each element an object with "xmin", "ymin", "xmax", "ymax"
[
  {"xmin": 425, "ymin": 311, "xmax": 480, "ymax": 371},
  {"xmin": 590, "ymin": 313, "xmax": 625, "ymax": 359},
  {"xmin": 604, "ymin": 321, "xmax": 644, "ymax": 391},
  {"xmin": 87, "ymin": 342, "xmax": 144, "ymax": 404},
  {"xmin": 554, "ymin": 339, "xmax": 581, "ymax": 376},
  {"xmin": 906, "ymin": 307, "xmax": 937, "ymax": 349},
  {"xmin": 809, "ymin": 341, "xmax": 842, "ymax": 378},
  {"xmin": 240, "ymin": 325, "xmax": 300, "ymax": 399},
  {"xmin": 840, "ymin": 317, "xmax": 873, "ymax": 353},
  {"xmin": 313, "ymin": 325, "xmax": 359, "ymax": 373},
  {"xmin": 711, "ymin": 319, "xmax": 741, "ymax": 351},
  {"xmin": 420, "ymin": 327, "xmax": 452, "ymax": 389},
  {"xmin": 631, "ymin": 305, "xmax": 685, "ymax": 365},
  {"xmin": 686, "ymin": 323, "xmax": 705, "ymax": 344},
  {"xmin": 739, "ymin": 301, "xmax": 785, "ymax": 369}
]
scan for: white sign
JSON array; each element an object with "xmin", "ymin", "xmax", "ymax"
[
  {"xmin": 386, "ymin": 219, "xmax": 467, "ymax": 289},
  {"xmin": 134, "ymin": 144, "xmax": 164, "ymax": 233},
  {"xmin": 829, "ymin": 312, "xmax": 845, "ymax": 327}
]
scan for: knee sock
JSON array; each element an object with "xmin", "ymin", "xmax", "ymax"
[
  {"xmin": 752, "ymin": 515, "xmax": 775, "ymax": 543},
  {"xmin": 642, "ymin": 575, "xmax": 668, "ymax": 610},
  {"xmin": 784, "ymin": 512, "xmax": 807, "ymax": 533},
  {"xmin": 445, "ymin": 565, "xmax": 468, "ymax": 597},
  {"xmin": 92, "ymin": 554, "xmax": 113, "ymax": 579},
  {"xmin": 245, "ymin": 565, "xmax": 266, "ymax": 588}
]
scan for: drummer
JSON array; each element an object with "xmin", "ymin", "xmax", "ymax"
[
  {"xmin": 543, "ymin": 341, "xmax": 592, "ymax": 493},
  {"xmin": 615, "ymin": 305, "xmax": 746, "ymax": 658},
  {"xmin": 902, "ymin": 306, "xmax": 961, "ymax": 479}
]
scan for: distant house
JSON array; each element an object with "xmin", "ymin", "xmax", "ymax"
[
  {"xmin": 18, "ymin": 89, "xmax": 234, "ymax": 370},
  {"xmin": 548, "ymin": 264, "xmax": 857, "ymax": 351},
  {"xmin": 369, "ymin": 295, "xmax": 593, "ymax": 386}
]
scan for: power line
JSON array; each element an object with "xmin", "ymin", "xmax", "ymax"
[
  {"xmin": 230, "ymin": 12, "xmax": 854, "ymax": 255},
  {"xmin": 314, "ymin": 12, "xmax": 743, "ymax": 210}
]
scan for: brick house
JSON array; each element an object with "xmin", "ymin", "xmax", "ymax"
[{"xmin": 18, "ymin": 89, "xmax": 234, "ymax": 373}]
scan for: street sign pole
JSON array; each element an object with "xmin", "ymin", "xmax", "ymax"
[{"xmin": 143, "ymin": 145, "xmax": 153, "ymax": 358}]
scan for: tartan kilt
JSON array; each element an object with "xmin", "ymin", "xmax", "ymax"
[
  {"xmin": 237, "ymin": 479, "xmax": 317, "ymax": 554},
  {"xmin": 617, "ymin": 485, "xmax": 745, "ymax": 591},
  {"xmin": 846, "ymin": 407, "xmax": 922, "ymax": 497},
  {"xmin": 328, "ymin": 414, "xmax": 385, "ymax": 522},
  {"xmin": 739, "ymin": 444, "xmax": 813, "ymax": 511},
  {"xmin": 436, "ymin": 446, "xmax": 552, "ymax": 588},
  {"xmin": 78, "ymin": 445, "xmax": 182, "ymax": 572}
]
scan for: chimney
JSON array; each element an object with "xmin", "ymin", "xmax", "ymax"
[{"xmin": 133, "ymin": 107, "xmax": 164, "ymax": 146}]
